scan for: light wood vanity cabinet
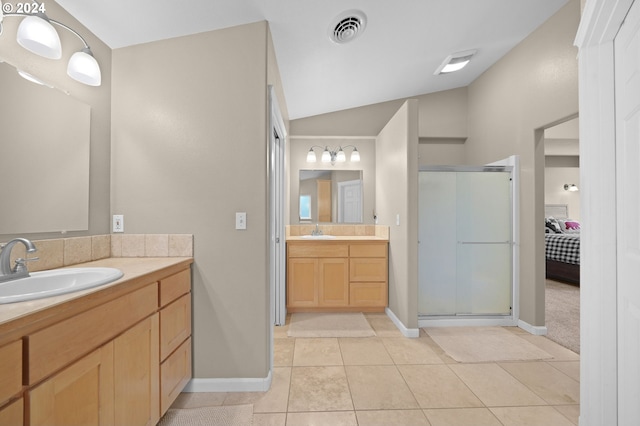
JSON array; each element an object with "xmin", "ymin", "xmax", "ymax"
[
  {"xmin": 0, "ymin": 261, "xmax": 192, "ymax": 426},
  {"xmin": 287, "ymin": 241, "xmax": 388, "ymax": 312}
]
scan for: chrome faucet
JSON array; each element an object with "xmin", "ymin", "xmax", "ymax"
[
  {"xmin": 311, "ymin": 224, "xmax": 323, "ymax": 236},
  {"xmin": 0, "ymin": 238, "xmax": 39, "ymax": 283}
]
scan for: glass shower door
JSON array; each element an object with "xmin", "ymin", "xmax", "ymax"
[
  {"xmin": 455, "ymin": 172, "xmax": 512, "ymax": 315},
  {"xmin": 418, "ymin": 170, "xmax": 512, "ymax": 317}
]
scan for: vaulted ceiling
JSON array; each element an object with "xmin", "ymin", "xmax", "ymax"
[{"xmin": 56, "ymin": 0, "xmax": 569, "ymax": 119}]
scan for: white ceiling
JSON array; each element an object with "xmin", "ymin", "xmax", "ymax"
[{"xmin": 55, "ymin": 0, "xmax": 568, "ymax": 119}]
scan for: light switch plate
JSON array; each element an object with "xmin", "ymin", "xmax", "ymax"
[
  {"xmin": 235, "ymin": 212, "xmax": 247, "ymax": 230},
  {"xmin": 113, "ymin": 215, "xmax": 124, "ymax": 233}
]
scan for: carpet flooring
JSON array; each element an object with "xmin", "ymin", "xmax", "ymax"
[{"xmin": 545, "ymin": 279, "xmax": 580, "ymax": 354}]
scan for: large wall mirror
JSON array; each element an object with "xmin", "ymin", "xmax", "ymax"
[
  {"xmin": 298, "ymin": 170, "xmax": 363, "ymax": 223},
  {"xmin": 0, "ymin": 60, "xmax": 91, "ymax": 234}
]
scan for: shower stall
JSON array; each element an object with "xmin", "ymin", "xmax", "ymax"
[{"xmin": 418, "ymin": 159, "xmax": 518, "ymax": 327}]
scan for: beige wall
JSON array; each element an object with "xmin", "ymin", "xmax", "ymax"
[
  {"xmin": 0, "ymin": 1, "xmax": 112, "ymax": 240},
  {"xmin": 375, "ymin": 100, "xmax": 419, "ymax": 328},
  {"xmin": 111, "ymin": 21, "xmax": 287, "ymax": 379},
  {"xmin": 465, "ymin": 0, "xmax": 580, "ymax": 326},
  {"xmin": 545, "ymin": 164, "xmax": 581, "ymax": 221},
  {"xmin": 292, "ymin": 87, "xmax": 467, "ymax": 140}
]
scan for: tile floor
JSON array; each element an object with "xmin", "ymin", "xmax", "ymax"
[{"xmin": 172, "ymin": 313, "xmax": 580, "ymax": 426}]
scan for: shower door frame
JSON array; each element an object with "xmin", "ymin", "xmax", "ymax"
[{"xmin": 418, "ymin": 155, "xmax": 520, "ymax": 328}]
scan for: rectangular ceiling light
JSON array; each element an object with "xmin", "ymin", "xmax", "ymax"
[{"xmin": 434, "ymin": 49, "xmax": 477, "ymax": 75}]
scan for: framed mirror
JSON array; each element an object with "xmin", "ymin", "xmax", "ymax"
[
  {"xmin": 0, "ymin": 61, "xmax": 91, "ymax": 234},
  {"xmin": 299, "ymin": 170, "xmax": 363, "ymax": 223}
]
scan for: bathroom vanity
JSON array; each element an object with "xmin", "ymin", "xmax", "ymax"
[
  {"xmin": 0, "ymin": 257, "xmax": 192, "ymax": 426},
  {"xmin": 286, "ymin": 237, "xmax": 388, "ymax": 312}
]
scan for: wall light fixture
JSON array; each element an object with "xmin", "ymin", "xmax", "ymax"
[
  {"xmin": 564, "ymin": 184, "xmax": 579, "ymax": 192},
  {"xmin": 0, "ymin": 0, "xmax": 101, "ymax": 86},
  {"xmin": 307, "ymin": 145, "xmax": 360, "ymax": 165}
]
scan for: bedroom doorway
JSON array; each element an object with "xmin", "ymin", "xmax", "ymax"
[{"xmin": 542, "ymin": 116, "xmax": 580, "ymax": 353}]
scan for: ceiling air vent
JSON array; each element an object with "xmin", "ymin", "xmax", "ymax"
[{"xmin": 329, "ymin": 10, "xmax": 367, "ymax": 44}]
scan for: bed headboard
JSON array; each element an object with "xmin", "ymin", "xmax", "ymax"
[{"xmin": 545, "ymin": 204, "xmax": 569, "ymax": 219}]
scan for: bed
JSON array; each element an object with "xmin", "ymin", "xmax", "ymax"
[{"xmin": 545, "ymin": 204, "xmax": 580, "ymax": 285}]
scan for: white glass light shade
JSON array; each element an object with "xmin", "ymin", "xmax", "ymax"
[
  {"xmin": 306, "ymin": 149, "xmax": 317, "ymax": 162},
  {"xmin": 336, "ymin": 149, "xmax": 346, "ymax": 162},
  {"xmin": 350, "ymin": 148, "xmax": 360, "ymax": 162},
  {"xmin": 67, "ymin": 49, "xmax": 101, "ymax": 86},
  {"xmin": 17, "ymin": 15, "xmax": 62, "ymax": 59},
  {"xmin": 321, "ymin": 149, "xmax": 331, "ymax": 163}
]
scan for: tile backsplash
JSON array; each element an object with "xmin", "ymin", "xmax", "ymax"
[{"xmin": 2, "ymin": 234, "xmax": 193, "ymax": 272}]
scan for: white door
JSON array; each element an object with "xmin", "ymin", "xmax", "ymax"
[
  {"xmin": 338, "ymin": 179, "xmax": 362, "ymax": 223},
  {"xmin": 615, "ymin": 2, "xmax": 640, "ymax": 422},
  {"xmin": 269, "ymin": 87, "xmax": 286, "ymax": 330}
]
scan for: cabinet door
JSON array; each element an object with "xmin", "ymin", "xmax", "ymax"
[
  {"xmin": 0, "ymin": 340, "xmax": 22, "ymax": 406},
  {"xmin": 29, "ymin": 342, "xmax": 115, "ymax": 426},
  {"xmin": 318, "ymin": 258, "xmax": 349, "ymax": 307},
  {"xmin": 0, "ymin": 398, "xmax": 23, "ymax": 426},
  {"xmin": 287, "ymin": 258, "xmax": 318, "ymax": 307},
  {"xmin": 114, "ymin": 314, "xmax": 160, "ymax": 426}
]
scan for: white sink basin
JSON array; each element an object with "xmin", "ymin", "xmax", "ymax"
[
  {"xmin": 301, "ymin": 235, "xmax": 337, "ymax": 239},
  {"xmin": 0, "ymin": 267, "xmax": 124, "ymax": 304}
]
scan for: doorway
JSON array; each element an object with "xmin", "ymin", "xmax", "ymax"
[{"xmin": 542, "ymin": 117, "xmax": 580, "ymax": 354}]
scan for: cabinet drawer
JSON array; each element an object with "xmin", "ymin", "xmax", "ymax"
[
  {"xmin": 0, "ymin": 340, "xmax": 22, "ymax": 406},
  {"xmin": 349, "ymin": 244, "xmax": 387, "ymax": 258},
  {"xmin": 288, "ymin": 244, "xmax": 348, "ymax": 258},
  {"xmin": 161, "ymin": 337, "xmax": 192, "ymax": 414},
  {"xmin": 350, "ymin": 258, "xmax": 388, "ymax": 282},
  {"xmin": 0, "ymin": 397, "xmax": 23, "ymax": 426},
  {"xmin": 25, "ymin": 283, "xmax": 158, "ymax": 385},
  {"xmin": 350, "ymin": 283, "xmax": 388, "ymax": 307},
  {"xmin": 160, "ymin": 293, "xmax": 192, "ymax": 361},
  {"xmin": 159, "ymin": 269, "xmax": 191, "ymax": 307}
]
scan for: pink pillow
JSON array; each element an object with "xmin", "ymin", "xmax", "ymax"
[{"xmin": 565, "ymin": 221, "xmax": 580, "ymax": 230}]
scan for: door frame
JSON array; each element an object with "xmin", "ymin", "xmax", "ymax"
[
  {"xmin": 575, "ymin": 0, "xmax": 635, "ymax": 424},
  {"xmin": 268, "ymin": 86, "xmax": 287, "ymax": 374}
]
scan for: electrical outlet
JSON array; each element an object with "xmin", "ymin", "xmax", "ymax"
[
  {"xmin": 113, "ymin": 215, "xmax": 124, "ymax": 233},
  {"xmin": 235, "ymin": 212, "xmax": 247, "ymax": 230}
]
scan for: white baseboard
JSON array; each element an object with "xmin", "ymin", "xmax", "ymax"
[
  {"xmin": 183, "ymin": 369, "xmax": 272, "ymax": 393},
  {"xmin": 518, "ymin": 319, "xmax": 548, "ymax": 335},
  {"xmin": 419, "ymin": 317, "xmax": 517, "ymax": 328},
  {"xmin": 385, "ymin": 307, "xmax": 419, "ymax": 338}
]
